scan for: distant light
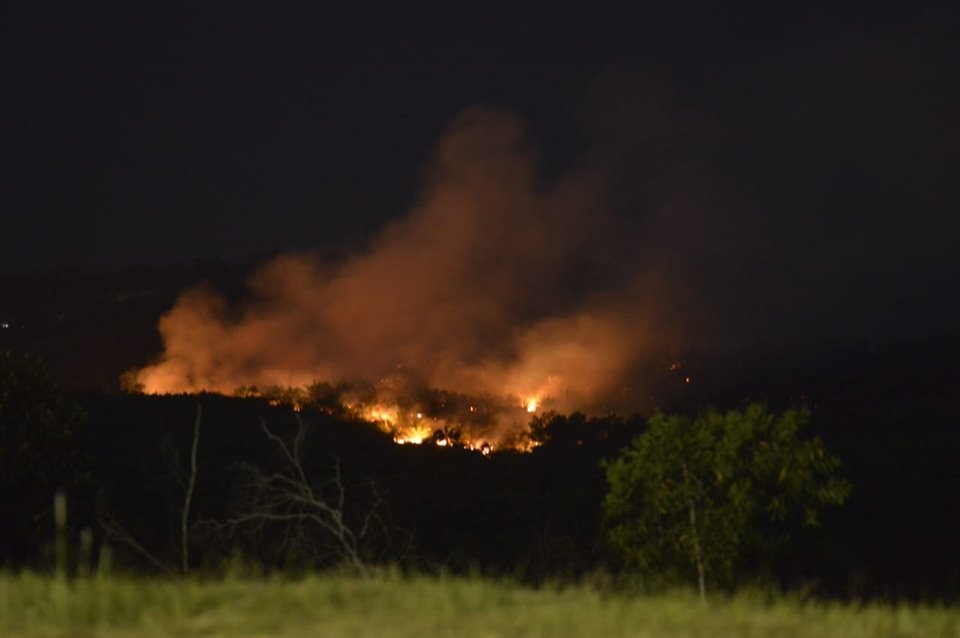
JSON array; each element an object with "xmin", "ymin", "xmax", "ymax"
[
  {"xmin": 416, "ymin": 412, "xmax": 423, "ymax": 419},
  {"xmin": 685, "ymin": 376, "xmax": 691, "ymax": 384},
  {"xmin": 0, "ymin": 322, "xmax": 8, "ymax": 329}
]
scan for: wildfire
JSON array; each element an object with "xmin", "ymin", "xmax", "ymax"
[
  {"xmin": 393, "ymin": 423, "xmax": 432, "ymax": 445},
  {"xmin": 129, "ymin": 370, "xmax": 555, "ymax": 453},
  {"xmin": 363, "ymin": 405, "xmax": 400, "ymax": 426},
  {"xmin": 467, "ymin": 442, "xmax": 493, "ymax": 456},
  {"xmin": 119, "ymin": 111, "xmax": 669, "ymax": 460}
]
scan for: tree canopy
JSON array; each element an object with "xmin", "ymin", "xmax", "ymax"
[{"xmin": 603, "ymin": 403, "xmax": 850, "ymax": 596}]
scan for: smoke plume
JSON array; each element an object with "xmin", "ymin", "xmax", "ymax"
[
  {"xmin": 133, "ymin": 108, "xmax": 667, "ymax": 423},
  {"xmin": 133, "ymin": 29, "xmax": 960, "ymax": 440}
]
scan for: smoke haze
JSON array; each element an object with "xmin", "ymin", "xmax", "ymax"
[{"xmin": 134, "ymin": 108, "xmax": 665, "ymax": 414}]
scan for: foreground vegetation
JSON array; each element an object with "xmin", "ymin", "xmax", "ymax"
[
  {"xmin": 3, "ymin": 350, "xmax": 959, "ymax": 600},
  {"xmin": 1, "ymin": 572, "xmax": 958, "ymax": 638}
]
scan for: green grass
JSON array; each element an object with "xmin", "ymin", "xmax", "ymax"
[{"xmin": 1, "ymin": 571, "xmax": 957, "ymax": 637}]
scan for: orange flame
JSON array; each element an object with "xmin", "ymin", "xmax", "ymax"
[{"xmin": 393, "ymin": 423, "xmax": 432, "ymax": 445}]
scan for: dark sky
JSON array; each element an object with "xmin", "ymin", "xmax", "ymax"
[
  {"xmin": 2, "ymin": 2, "xmax": 959, "ymax": 349},
  {"xmin": 2, "ymin": 3, "xmax": 953, "ymax": 268}
]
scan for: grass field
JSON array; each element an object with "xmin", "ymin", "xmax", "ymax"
[{"xmin": 1, "ymin": 571, "xmax": 958, "ymax": 638}]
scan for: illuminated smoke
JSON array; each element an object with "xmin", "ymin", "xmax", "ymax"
[
  {"xmin": 131, "ymin": 107, "xmax": 671, "ymax": 443},
  {"xmin": 128, "ymin": 34, "xmax": 960, "ymax": 446}
]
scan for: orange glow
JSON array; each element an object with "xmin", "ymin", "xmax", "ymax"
[
  {"xmin": 393, "ymin": 423, "xmax": 432, "ymax": 445},
  {"xmin": 133, "ymin": 380, "xmax": 564, "ymax": 453},
  {"xmin": 515, "ymin": 437, "xmax": 542, "ymax": 453},
  {"xmin": 361, "ymin": 404, "xmax": 400, "ymax": 427}
]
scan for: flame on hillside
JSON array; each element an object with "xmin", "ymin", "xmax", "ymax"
[
  {"xmin": 195, "ymin": 378, "xmax": 550, "ymax": 451},
  {"xmin": 350, "ymin": 390, "xmax": 546, "ymax": 450}
]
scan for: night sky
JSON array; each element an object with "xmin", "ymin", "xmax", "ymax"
[{"xmin": 3, "ymin": 3, "xmax": 959, "ymax": 347}]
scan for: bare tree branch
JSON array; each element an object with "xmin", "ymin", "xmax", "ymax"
[
  {"xmin": 181, "ymin": 404, "xmax": 202, "ymax": 573},
  {"xmin": 223, "ymin": 416, "xmax": 384, "ymax": 574},
  {"xmin": 358, "ymin": 480, "xmax": 387, "ymax": 540}
]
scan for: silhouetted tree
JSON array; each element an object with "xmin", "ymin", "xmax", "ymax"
[
  {"xmin": 603, "ymin": 404, "xmax": 850, "ymax": 598},
  {"xmin": 0, "ymin": 351, "xmax": 88, "ymax": 566}
]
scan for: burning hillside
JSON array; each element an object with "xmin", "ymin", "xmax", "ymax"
[
  {"xmin": 242, "ymin": 377, "xmax": 548, "ymax": 452},
  {"xmin": 127, "ymin": 107, "xmax": 678, "ymax": 447}
]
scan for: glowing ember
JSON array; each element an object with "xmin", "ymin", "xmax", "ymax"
[
  {"xmin": 466, "ymin": 442, "xmax": 493, "ymax": 456},
  {"xmin": 515, "ymin": 437, "xmax": 542, "ymax": 453}
]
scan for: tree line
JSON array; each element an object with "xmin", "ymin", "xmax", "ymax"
[{"xmin": 1, "ymin": 350, "xmax": 958, "ymax": 601}]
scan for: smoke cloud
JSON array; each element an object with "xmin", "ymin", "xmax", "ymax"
[{"xmin": 133, "ymin": 108, "xmax": 667, "ymax": 419}]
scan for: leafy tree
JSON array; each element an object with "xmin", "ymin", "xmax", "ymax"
[
  {"xmin": 0, "ymin": 351, "xmax": 88, "ymax": 566},
  {"xmin": 603, "ymin": 403, "xmax": 850, "ymax": 598}
]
